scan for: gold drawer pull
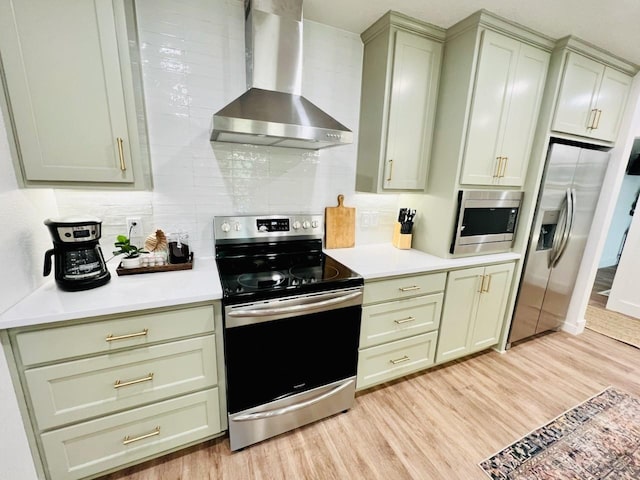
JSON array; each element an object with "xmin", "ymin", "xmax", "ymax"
[
  {"xmin": 399, "ymin": 285, "xmax": 420, "ymax": 292},
  {"xmin": 394, "ymin": 316, "xmax": 416, "ymax": 325},
  {"xmin": 494, "ymin": 157, "xmax": 502, "ymax": 178},
  {"xmin": 386, "ymin": 159, "xmax": 394, "ymax": 182},
  {"xmin": 593, "ymin": 109, "xmax": 602, "ymax": 129},
  {"xmin": 588, "ymin": 108, "xmax": 598, "ymax": 129},
  {"xmin": 499, "ymin": 157, "xmax": 507, "ymax": 178},
  {"xmin": 106, "ymin": 328, "xmax": 149, "ymax": 342},
  {"xmin": 117, "ymin": 137, "xmax": 126, "ymax": 171},
  {"xmin": 389, "ymin": 355, "xmax": 410, "ymax": 365},
  {"xmin": 478, "ymin": 275, "xmax": 485, "ymax": 293},
  {"xmin": 123, "ymin": 426, "xmax": 160, "ymax": 445},
  {"xmin": 483, "ymin": 274, "xmax": 492, "ymax": 293},
  {"xmin": 114, "ymin": 373, "xmax": 154, "ymax": 389}
]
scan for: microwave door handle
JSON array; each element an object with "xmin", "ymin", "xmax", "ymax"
[
  {"xmin": 553, "ymin": 188, "xmax": 576, "ymax": 268},
  {"xmin": 548, "ymin": 189, "xmax": 570, "ymax": 268}
]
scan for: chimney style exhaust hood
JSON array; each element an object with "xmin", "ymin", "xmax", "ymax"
[{"xmin": 210, "ymin": 0, "xmax": 353, "ymax": 150}]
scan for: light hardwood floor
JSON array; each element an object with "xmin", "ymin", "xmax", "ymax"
[{"xmin": 99, "ymin": 330, "xmax": 640, "ymax": 480}]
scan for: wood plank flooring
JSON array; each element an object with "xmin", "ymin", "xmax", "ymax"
[{"xmin": 99, "ymin": 330, "xmax": 640, "ymax": 480}]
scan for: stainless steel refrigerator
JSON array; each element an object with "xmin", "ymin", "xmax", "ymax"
[{"xmin": 508, "ymin": 142, "xmax": 610, "ymax": 344}]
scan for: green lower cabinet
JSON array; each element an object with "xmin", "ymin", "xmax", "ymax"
[
  {"xmin": 436, "ymin": 263, "xmax": 515, "ymax": 363},
  {"xmin": 357, "ymin": 331, "xmax": 439, "ymax": 389},
  {"xmin": 41, "ymin": 388, "xmax": 220, "ymax": 480}
]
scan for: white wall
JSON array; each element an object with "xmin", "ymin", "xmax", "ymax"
[
  {"xmin": 0, "ymin": 105, "xmax": 48, "ymax": 479},
  {"xmin": 598, "ymin": 173, "xmax": 640, "ymax": 268}
]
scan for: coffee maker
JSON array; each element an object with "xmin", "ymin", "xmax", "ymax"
[{"xmin": 43, "ymin": 217, "xmax": 111, "ymax": 291}]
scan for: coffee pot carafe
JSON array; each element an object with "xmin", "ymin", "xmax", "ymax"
[{"xmin": 43, "ymin": 217, "xmax": 111, "ymax": 291}]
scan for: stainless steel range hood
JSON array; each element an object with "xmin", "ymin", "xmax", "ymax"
[{"xmin": 211, "ymin": 0, "xmax": 353, "ymax": 150}]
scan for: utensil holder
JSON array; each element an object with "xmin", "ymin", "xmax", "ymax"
[{"xmin": 392, "ymin": 222, "xmax": 412, "ymax": 249}]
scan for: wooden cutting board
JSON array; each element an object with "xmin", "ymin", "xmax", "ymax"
[{"xmin": 325, "ymin": 194, "xmax": 355, "ymax": 248}]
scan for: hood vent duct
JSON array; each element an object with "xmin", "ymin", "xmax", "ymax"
[{"xmin": 210, "ymin": 0, "xmax": 353, "ymax": 150}]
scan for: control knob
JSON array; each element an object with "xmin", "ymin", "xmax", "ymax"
[
  {"xmin": 221, "ymin": 222, "xmax": 231, "ymax": 233},
  {"xmin": 311, "ymin": 220, "xmax": 319, "ymax": 228},
  {"xmin": 292, "ymin": 221, "xmax": 301, "ymax": 230},
  {"xmin": 302, "ymin": 220, "xmax": 311, "ymax": 229},
  {"xmin": 234, "ymin": 223, "xmax": 242, "ymax": 232},
  {"xmin": 258, "ymin": 225, "xmax": 268, "ymax": 232}
]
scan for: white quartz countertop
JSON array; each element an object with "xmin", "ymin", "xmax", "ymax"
[
  {"xmin": 325, "ymin": 244, "xmax": 521, "ymax": 280},
  {"xmin": 0, "ymin": 256, "xmax": 222, "ymax": 329}
]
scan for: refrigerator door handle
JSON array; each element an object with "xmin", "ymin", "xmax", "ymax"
[
  {"xmin": 552, "ymin": 188, "xmax": 575, "ymax": 268},
  {"xmin": 548, "ymin": 189, "xmax": 568, "ymax": 267}
]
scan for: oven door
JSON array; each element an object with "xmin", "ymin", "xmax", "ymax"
[{"xmin": 223, "ymin": 287, "xmax": 362, "ymax": 450}]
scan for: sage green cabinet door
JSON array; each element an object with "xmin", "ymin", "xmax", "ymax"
[
  {"xmin": 25, "ymin": 335, "xmax": 218, "ymax": 431},
  {"xmin": 470, "ymin": 263, "xmax": 514, "ymax": 351},
  {"xmin": 41, "ymin": 388, "xmax": 221, "ymax": 480},
  {"xmin": 384, "ymin": 30, "xmax": 442, "ymax": 190},
  {"xmin": 552, "ymin": 52, "xmax": 631, "ymax": 142},
  {"xmin": 360, "ymin": 293, "xmax": 443, "ymax": 348},
  {"xmin": 592, "ymin": 67, "xmax": 632, "ymax": 141},
  {"xmin": 0, "ymin": 0, "xmax": 136, "ymax": 183},
  {"xmin": 461, "ymin": 30, "xmax": 549, "ymax": 186},
  {"xmin": 435, "ymin": 267, "xmax": 484, "ymax": 363},
  {"xmin": 553, "ymin": 53, "xmax": 603, "ymax": 138},
  {"xmin": 356, "ymin": 14, "xmax": 444, "ymax": 194}
]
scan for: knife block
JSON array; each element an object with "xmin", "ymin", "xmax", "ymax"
[{"xmin": 392, "ymin": 222, "xmax": 412, "ymax": 250}]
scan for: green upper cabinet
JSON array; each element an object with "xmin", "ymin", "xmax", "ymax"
[
  {"xmin": 552, "ymin": 51, "xmax": 633, "ymax": 142},
  {"xmin": 461, "ymin": 30, "xmax": 549, "ymax": 186},
  {"xmin": 0, "ymin": 0, "xmax": 148, "ymax": 187},
  {"xmin": 356, "ymin": 12, "xmax": 444, "ymax": 193}
]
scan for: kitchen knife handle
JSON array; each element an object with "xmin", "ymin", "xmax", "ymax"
[
  {"xmin": 117, "ymin": 137, "xmax": 126, "ymax": 171},
  {"xmin": 386, "ymin": 159, "xmax": 394, "ymax": 182}
]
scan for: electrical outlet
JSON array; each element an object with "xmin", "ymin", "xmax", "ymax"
[{"xmin": 126, "ymin": 217, "xmax": 142, "ymax": 238}]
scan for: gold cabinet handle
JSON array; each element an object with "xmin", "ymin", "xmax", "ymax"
[
  {"xmin": 394, "ymin": 316, "xmax": 416, "ymax": 325},
  {"xmin": 106, "ymin": 328, "xmax": 149, "ymax": 342},
  {"xmin": 499, "ymin": 157, "xmax": 507, "ymax": 178},
  {"xmin": 399, "ymin": 285, "xmax": 421, "ymax": 292},
  {"xmin": 587, "ymin": 109, "xmax": 597, "ymax": 129},
  {"xmin": 114, "ymin": 373, "xmax": 154, "ymax": 389},
  {"xmin": 478, "ymin": 275, "xmax": 485, "ymax": 293},
  {"xmin": 123, "ymin": 426, "xmax": 160, "ymax": 445},
  {"xmin": 386, "ymin": 159, "xmax": 394, "ymax": 182},
  {"xmin": 117, "ymin": 137, "xmax": 126, "ymax": 171},
  {"xmin": 593, "ymin": 109, "xmax": 602, "ymax": 129},
  {"xmin": 481, "ymin": 274, "xmax": 492, "ymax": 293},
  {"xmin": 389, "ymin": 355, "xmax": 410, "ymax": 365},
  {"xmin": 494, "ymin": 157, "xmax": 502, "ymax": 178}
]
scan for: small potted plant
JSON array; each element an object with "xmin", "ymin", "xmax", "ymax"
[{"xmin": 113, "ymin": 232, "xmax": 148, "ymax": 269}]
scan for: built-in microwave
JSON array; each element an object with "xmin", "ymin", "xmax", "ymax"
[{"xmin": 450, "ymin": 190, "xmax": 523, "ymax": 255}]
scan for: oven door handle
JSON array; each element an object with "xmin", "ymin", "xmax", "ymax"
[
  {"xmin": 232, "ymin": 379, "xmax": 355, "ymax": 422},
  {"xmin": 227, "ymin": 290, "xmax": 362, "ymax": 318}
]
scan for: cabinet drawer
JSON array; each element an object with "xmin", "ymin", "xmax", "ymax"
[
  {"xmin": 356, "ymin": 331, "xmax": 438, "ymax": 390},
  {"xmin": 25, "ymin": 335, "xmax": 217, "ymax": 431},
  {"xmin": 360, "ymin": 293, "xmax": 443, "ymax": 348},
  {"xmin": 41, "ymin": 388, "xmax": 221, "ymax": 480},
  {"xmin": 363, "ymin": 272, "xmax": 446, "ymax": 304},
  {"xmin": 15, "ymin": 305, "xmax": 215, "ymax": 366}
]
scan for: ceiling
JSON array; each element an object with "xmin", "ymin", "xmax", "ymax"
[{"xmin": 304, "ymin": 0, "xmax": 640, "ymax": 67}]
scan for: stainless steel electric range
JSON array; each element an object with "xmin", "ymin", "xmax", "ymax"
[{"xmin": 214, "ymin": 214, "xmax": 363, "ymax": 451}]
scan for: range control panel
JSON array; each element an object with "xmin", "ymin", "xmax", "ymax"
[{"xmin": 214, "ymin": 214, "xmax": 324, "ymax": 243}]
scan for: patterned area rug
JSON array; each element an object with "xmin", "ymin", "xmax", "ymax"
[
  {"xmin": 479, "ymin": 388, "xmax": 640, "ymax": 479},
  {"xmin": 585, "ymin": 305, "xmax": 640, "ymax": 349}
]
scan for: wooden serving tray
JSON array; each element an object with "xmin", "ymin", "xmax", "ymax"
[{"xmin": 115, "ymin": 253, "xmax": 194, "ymax": 276}]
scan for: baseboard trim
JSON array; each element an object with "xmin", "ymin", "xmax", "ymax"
[{"xmin": 561, "ymin": 317, "xmax": 586, "ymax": 335}]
